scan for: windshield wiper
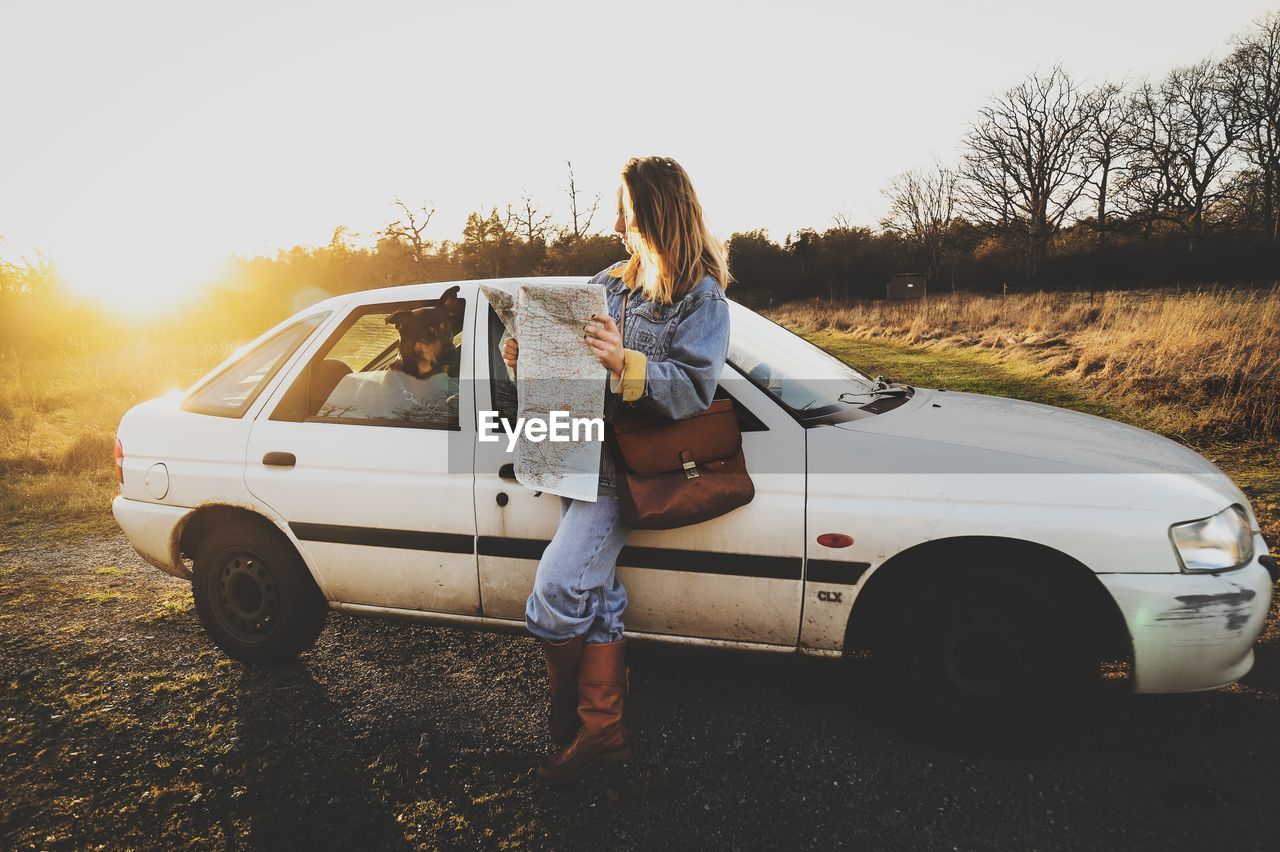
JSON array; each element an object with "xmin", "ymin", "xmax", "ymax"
[{"xmin": 838, "ymin": 375, "xmax": 912, "ymax": 404}]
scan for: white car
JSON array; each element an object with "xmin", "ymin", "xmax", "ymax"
[{"xmin": 113, "ymin": 278, "xmax": 1276, "ymax": 736}]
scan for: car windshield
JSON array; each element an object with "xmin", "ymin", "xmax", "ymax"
[
  {"xmin": 727, "ymin": 302, "xmax": 880, "ymax": 418},
  {"xmin": 183, "ymin": 314, "xmax": 328, "ymax": 418}
]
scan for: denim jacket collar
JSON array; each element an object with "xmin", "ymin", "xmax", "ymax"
[{"xmin": 602, "ymin": 260, "xmax": 722, "ymax": 305}]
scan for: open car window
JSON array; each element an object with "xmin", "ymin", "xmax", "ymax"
[
  {"xmin": 271, "ymin": 293, "xmax": 466, "ymax": 430},
  {"xmin": 183, "ymin": 314, "xmax": 329, "ymax": 418}
]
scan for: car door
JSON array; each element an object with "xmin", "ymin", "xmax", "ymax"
[
  {"xmin": 473, "ymin": 296, "xmax": 806, "ymax": 646},
  {"xmin": 245, "ymin": 284, "xmax": 479, "ymax": 615}
]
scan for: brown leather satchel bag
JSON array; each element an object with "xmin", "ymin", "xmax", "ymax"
[{"xmin": 608, "ymin": 292, "xmax": 754, "ymax": 530}]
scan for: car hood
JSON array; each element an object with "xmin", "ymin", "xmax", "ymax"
[{"xmin": 834, "ymin": 389, "xmax": 1251, "ymax": 516}]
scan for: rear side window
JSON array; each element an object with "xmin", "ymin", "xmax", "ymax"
[
  {"xmin": 183, "ymin": 314, "xmax": 328, "ymax": 418},
  {"xmin": 270, "ymin": 289, "xmax": 466, "ymax": 430}
]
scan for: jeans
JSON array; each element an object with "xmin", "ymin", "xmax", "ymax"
[{"xmin": 525, "ymin": 494, "xmax": 631, "ymax": 644}]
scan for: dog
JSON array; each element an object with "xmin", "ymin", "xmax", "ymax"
[{"xmin": 385, "ymin": 285, "xmax": 464, "ymax": 379}]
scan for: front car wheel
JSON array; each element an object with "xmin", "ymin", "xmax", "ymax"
[{"xmin": 872, "ymin": 562, "xmax": 1100, "ymax": 745}]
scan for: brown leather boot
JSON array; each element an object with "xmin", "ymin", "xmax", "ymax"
[
  {"xmin": 540, "ymin": 635, "xmax": 586, "ymax": 745},
  {"xmin": 537, "ymin": 638, "xmax": 632, "ymax": 783}
]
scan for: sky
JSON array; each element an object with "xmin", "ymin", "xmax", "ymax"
[{"xmin": 2, "ymin": 0, "xmax": 1276, "ymax": 314}]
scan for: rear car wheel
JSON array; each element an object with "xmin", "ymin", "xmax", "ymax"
[
  {"xmin": 192, "ymin": 518, "xmax": 327, "ymax": 664},
  {"xmin": 871, "ymin": 562, "xmax": 1100, "ymax": 744}
]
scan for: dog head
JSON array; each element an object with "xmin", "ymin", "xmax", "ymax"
[{"xmin": 385, "ymin": 286, "xmax": 464, "ymax": 378}]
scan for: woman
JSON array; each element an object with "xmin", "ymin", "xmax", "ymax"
[{"xmin": 501, "ymin": 155, "xmax": 731, "ymax": 783}]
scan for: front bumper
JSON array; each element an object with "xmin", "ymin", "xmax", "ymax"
[
  {"xmin": 1099, "ymin": 536, "xmax": 1274, "ymax": 694},
  {"xmin": 111, "ymin": 495, "xmax": 192, "ymax": 579}
]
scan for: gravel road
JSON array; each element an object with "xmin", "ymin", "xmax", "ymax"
[{"xmin": 2, "ymin": 527, "xmax": 1278, "ymax": 850}]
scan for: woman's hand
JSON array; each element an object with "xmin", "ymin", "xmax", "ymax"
[
  {"xmin": 585, "ymin": 314, "xmax": 625, "ymax": 376},
  {"xmin": 501, "ymin": 336, "xmax": 519, "ymax": 371}
]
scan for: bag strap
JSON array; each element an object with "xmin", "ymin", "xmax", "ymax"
[
  {"xmin": 618, "ymin": 289, "xmax": 628, "ymax": 346},
  {"xmin": 605, "ymin": 289, "xmax": 630, "ymax": 434}
]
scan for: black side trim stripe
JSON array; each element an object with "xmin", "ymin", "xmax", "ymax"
[
  {"xmin": 290, "ymin": 522, "xmax": 473, "ymax": 554},
  {"xmin": 806, "ymin": 559, "xmax": 872, "ymax": 586},
  {"xmin": 290, "ymin": 526, "xmax": 863, "ymax": 584},
  {"xmin": 479, "ymin": 536, "xmax": 801, "ymax": 580},
  {"xmin": 476, "ymin": 536, "xmax": 545, "ymax": 560},
  {"xmin": 622, "ymin": 544, "xmax": 800, "ymax": 580}
]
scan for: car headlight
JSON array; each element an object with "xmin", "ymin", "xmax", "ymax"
[{"xmin": 1169, "ymin": 505, "xmax": 1254, "ymax": 572}]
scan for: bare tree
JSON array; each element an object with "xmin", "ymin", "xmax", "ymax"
[
  {"xmin": 1228, "ymin": 12, "xmax": 1280, "ymax": 242},
  {"xmin": 1081, "ymin": 81, "xmax": 1129, "ymax": 247},
  {"xmin": 383, "ymin": 199, "xmax": 435, "ymax": 264},
  {"xmin": 505, "ymin": 191, "xmax": 554, "ymax": 243},
  {"xmin": 565, "ymin": 161, "xmax": 600, "ymax": 238},
  {"xmin": 881, "ymin": 162, "xmax": 957, "ymax": 283},
  {"xmin": 1121, "ymin": 60, "xmax": 1245, "ymax": 252},
  {"xmin": 959, "ymin": 66, "xmax": 1096, "ymax": 280},
  {"xmin": 1113, "ymin": 81, "xmax": 1179, "ymax": 242}
]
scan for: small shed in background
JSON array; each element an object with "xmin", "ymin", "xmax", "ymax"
[{"xmin": 886, "ymin": 273, "xmax": 927, "ymax": 300}]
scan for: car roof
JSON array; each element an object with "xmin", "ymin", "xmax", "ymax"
[{"xmin": 339, "ymin": 276, "xmax": 593, "ymax": 307}]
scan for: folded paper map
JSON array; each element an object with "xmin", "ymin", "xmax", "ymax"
[{"xmin": 480, "ymin": 281, "xmax": 608, "ymax": 501}]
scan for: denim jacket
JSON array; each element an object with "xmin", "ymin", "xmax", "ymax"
[{"xmin": 596, "ymin": 260, "xmax": 731, "ymax": 491}]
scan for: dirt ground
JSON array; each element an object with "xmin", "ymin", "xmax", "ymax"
[{"xmin": 2, "ymin": 525, "xmax": 1279, "ymax": 850}]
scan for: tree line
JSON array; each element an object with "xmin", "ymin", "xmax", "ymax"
[
  {"xmin": 191, "ymin": 161, "xmax": 629, "ymax": 334},
  {"xmin": 202, "ymin": 11, "xmax": 1280, "ymax": 323},
  {"xmin": 871, "ymin": 12, "xmax": 1280, "ymax": 297}
]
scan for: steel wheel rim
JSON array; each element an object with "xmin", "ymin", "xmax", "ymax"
[
  {"xmin": 213, "ymin": 548, "xmax": 281, "ymax": 643},
  {"xmin": 930, "ymin": 606, "xmax": 1036, "ymax": 697}
]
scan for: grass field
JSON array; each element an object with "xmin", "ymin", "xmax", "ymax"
[
  {"xmin": 0, "ymin": 337, "xmax": 239, "ymax": 539},
  {"xmin": 771, "ymin": 287, "xmax": 1280, "ymax": 441},
  {"xmin": 1, "ymin": 288, "xmax": 1276, "ymax": 553}
]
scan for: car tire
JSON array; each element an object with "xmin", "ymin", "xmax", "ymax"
[
  {"xmin": 871, "ymin": 561, "xmax": 1099, "ymax": 746},
  {"xmin": 191, "ymin": 518, "xmax": 327, "ymax": 665}
]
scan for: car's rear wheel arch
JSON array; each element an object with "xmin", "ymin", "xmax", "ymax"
[
  {"xmin": 843, "ymin": 535, "xmax": 1131, "ymax": 668},
  {"xmin": 180, "ymin": 504, "xmax": 297, "ymax": 566}
]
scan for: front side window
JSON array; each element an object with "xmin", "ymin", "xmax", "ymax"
[
  {"xmin": 183, "ymin": 314, "xmax": 328, "ymax": 418},
  {"xmin": 272, "ymin": 290, "xmax": 466, "ymax": 430},
  {"xmin": 487, "ymin": 306, "xmax": 518, "ymax": 422}
]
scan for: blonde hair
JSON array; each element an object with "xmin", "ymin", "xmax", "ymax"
[{"xmin": 617, "ymin": 156, "xmax": 730, "ymax": 303}]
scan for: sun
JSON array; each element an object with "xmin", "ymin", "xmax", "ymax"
[{"xmin": 57, "ymin": 241, "xmax": 229, "ymax": 318}]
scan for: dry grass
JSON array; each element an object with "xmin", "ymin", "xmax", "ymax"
[
  {"xmin": 81, "ymin": 590, "xmax": 125, "ymax": 605},
  {"xmin": 144, "ymin": 590, "xmax": 194, "ymax": 622},
  {"xmin": 0, "ymin": 336, "xmax": 240, "ymax": 536},
  {"xmin": 3, "ymin": 290, "xmax": 1277, "ymax": 545},
  {"xmin": 769, "ymin": 286, "xmax": 1280, "ymax": 441}
]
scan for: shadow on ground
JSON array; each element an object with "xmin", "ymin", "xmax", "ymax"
[{"xmin": 2, "ymin": 530, "xmax": 1278, "ymax": 848}]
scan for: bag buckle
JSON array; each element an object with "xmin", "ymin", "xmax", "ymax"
[{"xmin": 682, "ymin": 460, "xmax": 700, "ymax": 479}]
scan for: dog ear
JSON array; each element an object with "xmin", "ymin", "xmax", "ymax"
[
  {"xmin": 386, "ymin": 310, "xmax": 415, "ymax": 328},
  {"xmin": 438, "ymin": 286, "xmax": 460, "ymax": 309},
  {"xmin": 438, "ymin": 286, "xmax": 463, "ymax": 320}
]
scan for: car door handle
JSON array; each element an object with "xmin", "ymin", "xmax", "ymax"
[
  {"xmin": 498, "ymin": 462, "xmax": 539, "ymax": 495},
  {"xmin": 262, "ymin": 452, "xmax": 296, "ymax": 467}
]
